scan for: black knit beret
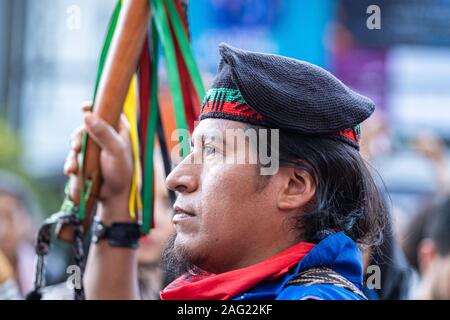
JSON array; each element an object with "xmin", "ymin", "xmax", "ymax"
[{"xmin": 200, "ymin": 43, "xmax": 376, "ymax": 149}]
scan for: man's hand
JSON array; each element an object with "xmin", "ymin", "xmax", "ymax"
[
  {"xmin": 66, "ymin": 103, "xmax": 140, "ymax": 300},
  {"xmin": 64, "ymin": 103, "xmax": 134, "ymax": 223}
]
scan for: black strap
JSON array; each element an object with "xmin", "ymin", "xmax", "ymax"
[{"xmin": 286, "ymin": 267, "xmax": 367, "ymax": 300}]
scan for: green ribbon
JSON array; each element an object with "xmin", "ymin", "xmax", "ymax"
[
  {"xmin": 142, "ymin": 0, "xmax": 206, "ymax": 232},
  {"xmin": 78, "ymin": 0, "xmax": 122, "ymax": 220},
  {"xmin": 151, "ymin": 0, "xmax": 190, "ymax": 158},
  {"xmin": 164, "ymin": 0, "xmax": 206, "ymax": 101},
  {"xmin": 141, "ymin": 21, "xmax": 160, "ymax": 234}
]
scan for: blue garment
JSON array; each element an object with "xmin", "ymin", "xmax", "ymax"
[{"xmin": 232, "ymin": 232, "xmax": 365, "ymax": 300}]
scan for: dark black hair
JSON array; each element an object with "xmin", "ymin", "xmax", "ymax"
[
  {"xmin": 249, "ymin": 125, "xmax": 388, "ymax": 247},
  {"xmin": 424, "ymin": 197, "xmax": 450, "ymax": 256}
]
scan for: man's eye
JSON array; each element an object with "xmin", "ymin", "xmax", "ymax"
[{"xmin": 204, "ymin": 146, "xmax": 216, "ymax": 156}]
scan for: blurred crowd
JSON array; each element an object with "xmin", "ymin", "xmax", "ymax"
[
  {"xmin": 0, "ymin": 120, "xmax": 450, "ymax": 300},
  {"xmin": 359, "ymin": 115, "xmax": 450, "ymax": 300},
  {"xmin": 0, "ymin": 0, "xmax": 450, "ymax": 301}
]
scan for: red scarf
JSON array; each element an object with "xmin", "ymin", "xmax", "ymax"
[{"xmin": 160, "ymin": 242, "xmax": 316, "ymax": 300}]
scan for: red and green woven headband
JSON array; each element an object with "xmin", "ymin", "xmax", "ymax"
[{"xmin": 200, "ymin": 87, "xmax": 362, "ymax": 147}]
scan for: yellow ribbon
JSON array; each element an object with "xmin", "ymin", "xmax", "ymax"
[{"xmin": 123, "ymin": 75, "xmax": 143, "ymax": 219}]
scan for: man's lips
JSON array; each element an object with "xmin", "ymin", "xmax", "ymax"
[
  {"xmin": 173, "ymin": 206, "xmax": 196, "ymax": 217},
  {"xmin": 172, "ymin": 206, "xmax": 196, "ymax": 225}
]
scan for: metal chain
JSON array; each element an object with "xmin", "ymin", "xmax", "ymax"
[
  {"xmin": 72, "ymin": 219, "xmax": 86, "ymax": 300},
  {"xmin": 28, "ymin": 210, "xmax": 86, "ymax": 300}
]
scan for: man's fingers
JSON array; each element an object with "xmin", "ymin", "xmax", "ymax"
[
  {"xmin": 118, "ymin": 114, "xmax": 132, "ymax": 146},
  {"xmin": 68, "ymin": 175, "xmax": 81, "ymax": 204},
  {"xmin": 63, "ymin": 102, "xmax": 93, "ymax": 201},
  {"xmin": 81, "ymin": 101, "xmax": 93, "ymax": 113},
  {"xmin": 68, "ymin": 102, "xmax": 93, "ymax": 159},
  {"xmin": 64, "ymin": 150, "xmax": 79, "ymax": 176},
  {"xmin": 84, "ymin": 113, "xmax": 123, "ymax": 154},
  {"xmin": 70, "ymin": 126, "xmax": 85, "ymax": 153},
  {"xmin": 119, "ymin": 114, "xmax": 130, "ymax": 132}
]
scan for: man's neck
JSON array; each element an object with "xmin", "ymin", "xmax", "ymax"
[{"xmin": 204, "ymin": 238, "xmax": 301, "ymax": 274}]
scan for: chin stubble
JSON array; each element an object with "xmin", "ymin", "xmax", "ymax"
[{"xmin": 161, "ymin": 234, "xmax": 198, "ymax": 279}]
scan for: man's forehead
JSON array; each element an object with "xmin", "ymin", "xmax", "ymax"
[{"xmin": 192, "ymin": 119, "xmax": 247, "ymax": 141}]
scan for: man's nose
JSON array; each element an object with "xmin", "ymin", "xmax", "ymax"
[{"xmin": 165, "ymin": 155, "xmax": 199, "ymax": 194}]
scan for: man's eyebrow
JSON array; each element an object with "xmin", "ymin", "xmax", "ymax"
[{"xmin": 191, "ymin": 132, "xmax": 224, "ymax": 145}]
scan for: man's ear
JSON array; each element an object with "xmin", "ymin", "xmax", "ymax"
[
  {"xmin": 277, "ymin": 167, "xmax": 316, "ymax": 211},
  {"xmin": 418, "ymin": 238, "xmax": 437, "ymax": 274}
]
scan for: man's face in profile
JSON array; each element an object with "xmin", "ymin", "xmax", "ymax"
[{"xmin": 164, "ymin": 119, "xmax": 284, "ymax": 275}]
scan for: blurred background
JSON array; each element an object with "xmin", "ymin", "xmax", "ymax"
[{"xmin": 0, "ymin": 0, "xmax": 449, "ymax": 299}]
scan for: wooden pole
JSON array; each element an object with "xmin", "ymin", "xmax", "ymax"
[{"xmin": 58, "ymin": 0, "xmax": 150, "ymax": 240}]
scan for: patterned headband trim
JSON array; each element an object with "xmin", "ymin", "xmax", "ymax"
[
  {"xmin": 338, "ymin": 125, "xmax": 361, "ymax": 147},
  {"xmin": 200, "ymin": 88, "xmax": 361, "ymax": 147},
  {"xmin": 200, "ymin": 88, "xmax": 265, "ymax": 121}
]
